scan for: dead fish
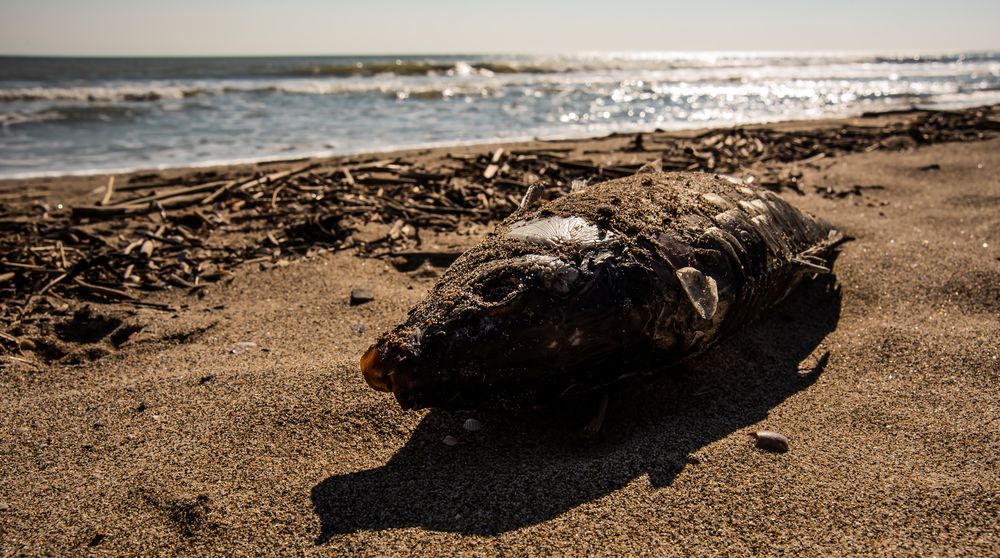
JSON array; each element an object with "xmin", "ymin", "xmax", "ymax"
[{"xmin": 361, "ymin": 172, "xmax": 843, "ymax": 411}]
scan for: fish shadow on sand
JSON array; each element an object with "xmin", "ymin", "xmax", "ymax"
[{"xmin": 312, "ymin": 274, "xmax": 842, "ymax": 540}]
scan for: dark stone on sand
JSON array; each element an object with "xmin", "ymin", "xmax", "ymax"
[
  {"xmin": 755, "ymin": 430, "xmax": 790, "ymax": 453},
  {"xmin": 350, "ymin": 288, "xmax": 376, "ymax": 306}
]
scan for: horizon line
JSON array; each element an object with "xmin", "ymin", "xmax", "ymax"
[{"xmin": 2, "ymin": 48, "xmax": 998, "ymax": 59}]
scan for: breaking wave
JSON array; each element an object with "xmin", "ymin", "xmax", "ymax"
[
  {"xmin": 3, "ymin": 56, "xmax": 998, "ymax": 105},
  {"xmin": 0, "ymin": 85, "xmax": 201, "ymax": 102},
  {"xmin": 1, "ymin": 51, "xmax": 998, "ymax": 176},
  {"xmin": 281, "ymin": 60, "xmax": 557, "ymax": 77}
]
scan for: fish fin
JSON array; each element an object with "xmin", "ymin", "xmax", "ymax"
[
  {"xmin": 792, "ymin": 257, "xmax": 832, "ymax": 275},
  {"xmin": 826, "ymin": 228, "xmax": 850, "ymax": 246},
  {"xmin": 675, "ymin": 267, "xmax": 719, "ymax": 321},
  {"xmin": 792, "ymin": 228, "xmax": 849, "ymax": 275},
  {"xmin": 636, "ymin": 159, "xmax": 663, "ymax": 174}
]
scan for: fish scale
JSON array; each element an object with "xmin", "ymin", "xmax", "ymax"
[{"xmin": 362, "ymin": 172, "xmax": 843, "ymax": 411}]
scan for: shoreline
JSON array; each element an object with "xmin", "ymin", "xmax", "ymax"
[
  {"xmin": 4, "ymin": 101, "xmax": 998, "ymax": 182},
  {"xmin": 4, "ymin": 104, "xmax": 993, "ymax": 201}
]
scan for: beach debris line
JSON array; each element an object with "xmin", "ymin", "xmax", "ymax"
[
  {"xmin": 360, "ymin": 172, "xmax": 846, "ymax": 412},
  {"xmin": 0, "ymin": 106, "xmax": 996, "ymax": 357}
]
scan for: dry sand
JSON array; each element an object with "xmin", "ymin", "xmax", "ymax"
[{"xmin": 0, "ymin": 121, "xmax": 998, "ymax": 556}]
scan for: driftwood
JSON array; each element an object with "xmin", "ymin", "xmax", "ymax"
[{"xmin": 99, "ymin": 176, "xmax": 115, "ymax": 206}]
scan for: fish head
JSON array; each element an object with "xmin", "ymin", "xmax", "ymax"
[{"xmin": 362, "ymin": 217, "xmax": 641, "ymax": 410}]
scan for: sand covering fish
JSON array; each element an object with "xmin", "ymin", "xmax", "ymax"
[{"xmin": 362, "ymin": 171, "xmax": 843, "ymax": 411}]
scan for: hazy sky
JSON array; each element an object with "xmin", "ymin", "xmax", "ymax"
[{"xmin": 1, "ymin": 0, "xmax": 998, "ymax": 56}]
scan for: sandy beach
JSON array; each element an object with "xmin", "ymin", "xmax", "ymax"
[{"xmin": 0, "ymin": 109, "xmax": 997, "ymax": 556}]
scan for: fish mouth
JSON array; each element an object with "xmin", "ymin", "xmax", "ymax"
[
  {"xmin": 360, "ymin": 345, "xmax": 391, "ymax": 392},
  {"xmin": 361, "ymin": 345, "xmax": 419, "ymax": 410}
]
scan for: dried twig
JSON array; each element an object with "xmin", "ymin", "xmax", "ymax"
[{"xmin": 99, "ymin": 176, "xmax": 116, "ymax": 206}]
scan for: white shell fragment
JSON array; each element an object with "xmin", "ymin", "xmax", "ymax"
[
  {"xmin": 462, "ymin": 418, "xmax": 483, "ymax": 432},
  {"xmin": 675, "ymin": 267, "xmax": 719, "ymax": 321},
  {"xmin": 754, "ymin": 430, "xmax": 789, "ymax": 453},
  {"xmin": 442, "ymin": 435, "xmax": 458, "ymax": 446},
  {"xmin": 507, "ymin": 216, "xmax": 614, "ymax": 248},
  {"xmin": 230, "ymin": 341, "xmax": 258, "ymax": 355}
]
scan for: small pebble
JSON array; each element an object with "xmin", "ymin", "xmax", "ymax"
[
  {"xmin": 0, "ymin": 502, "xmax": 9, "ymax": 512},
  {"xmin": 754, "ymin": 430, "xmax": 789, "ymax": 453},
  {"xmin": 350, "ymin": 288, "xmax": 375, "ymax": 306},
  {"xmin": 462, "ymin": 418, "xmax": 483, "ymax": 432},
  {"xmin": 442, "ymin": 435, "xmax": 458, "ymax": 446}
]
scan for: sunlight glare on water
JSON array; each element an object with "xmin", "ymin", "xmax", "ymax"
[{"xmin": 0, "ymin": 51, "xmax": 997, "ymax": 177}]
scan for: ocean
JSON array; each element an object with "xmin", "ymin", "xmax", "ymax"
[{"xmin": 1, "ymin": 52, "xmax": 998, "ymax": 178}]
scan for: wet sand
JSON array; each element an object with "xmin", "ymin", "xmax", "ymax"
[{"xmin": 0, "ymin": 118, "xmax": 997, "ymax": 556}]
